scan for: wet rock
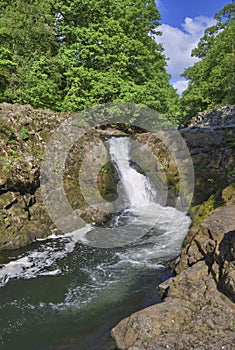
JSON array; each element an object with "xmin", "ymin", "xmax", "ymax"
[{"xmin": 156, "ymin": 277, "xmax": 174, "ymax": 300}]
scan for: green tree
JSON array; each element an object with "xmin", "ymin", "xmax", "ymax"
[
  {"xmin": 181, "ymin": 2, "xmax": 235, "ymax": 119},
  {"xmin": 0, "ymin": 47, "xmax": 16, "ymax": 102},
  {"xmin": 0, "ymin": 0, "xmax": 180, "ymax": 121},
  {"xmin": 0, "ymin": 0, "xmax": 62, "ymax": 109},
  {"xmin": 54, "ymin": 0, "xmax": 180, "ymax": 120}
]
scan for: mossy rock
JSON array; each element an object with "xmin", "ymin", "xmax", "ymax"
[
  {"xmin": 221, "ymin": 183, "xmax": 235, "ymax": 203},
  {"xmin": 189, "ymin": 191, "xmax": 224, "ymax": 225},
  {"xmin": 97, "ymin": 162, "xmax": 119, "ymax": 202},
  {"xmin": 189, "ymin": 182, "xmax": 235, "ymax": 226}
]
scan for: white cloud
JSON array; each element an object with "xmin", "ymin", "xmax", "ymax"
[
  {"xmin": 172, "ymin": 79, "xmax": 188, "ymax": 96},
  {"xmin": 155, "ymin": 16, "xmax": 215, "ymax": 94},
  {"xmin": 155, "ymin": 0, "xmax": 161, "ymax": 7}
]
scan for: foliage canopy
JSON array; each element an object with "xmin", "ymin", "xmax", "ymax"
[
  {"xmin": 0, "ymin": 0, "xmax": 181, "ymax": 121},
  {"xmin": 181, "ymin": 2, "xmax": 235, "ymax": 119}
]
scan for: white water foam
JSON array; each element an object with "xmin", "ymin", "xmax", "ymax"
[{"xmin": 0, "ymin": 226, "xmax": 91, "ymax": 287}]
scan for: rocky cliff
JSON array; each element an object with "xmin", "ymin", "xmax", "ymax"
[
  {"xmin": 0, "ymin": 103, "xmax": 116, "ymax": 254},
  {"xmin": 135, "ymin": 105, "xmax": 235, "ymax": 206},
  {"xmin": 0, "ymin": 103, "xmax": 65, "ymax": 251}
]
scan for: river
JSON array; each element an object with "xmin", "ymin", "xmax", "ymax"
[{"xmin": 0, "ymin": 137, "xmax": 190, "ymax": 349}]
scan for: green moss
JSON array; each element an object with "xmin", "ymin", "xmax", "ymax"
[
  {"xmin": 222, "ymin": 183, "xmax": 235, "ymax": 203},
  {"xmin": 7, "ymin": 139, "xmax": 16, "ymax": 146},
  {"xmin": 20, "ymin": 125, "xmax": 29, "ymax": 141},
  {"xmin": 228, "ymin": 169, "xmax": 235, "ymax": 177},
  {"xmin": 190, "ymin": 183, "xmax": 235, "ymax": 225},
  {"xmin": 101, "ymin": 164, "xmax": 109, "ymax": 173},
  {"xmin": 98, "ymin": 162, "xmax": 118, "ymax": 202},
  {"xmin": 189, "ymin": 191, "xmax": 224, "ymax": 225},
  {"xmin": 0, "ymin": 121, "xmax": 15, "ymax": 139},
  {"xmin": 0, "ymin": 158, "xmax": 12, "ymax": 172}
]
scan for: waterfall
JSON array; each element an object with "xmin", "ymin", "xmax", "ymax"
[
  {"xmin": 0, "ymin": 136, "xmax": 191, "ymax": 287},
  {"xmin": 108, "ymin": 137, "xmax": 155, "ymax": 209},
  {"xmin": 0, "ymin": 134, "xmax": 193, "ymax": 350}
]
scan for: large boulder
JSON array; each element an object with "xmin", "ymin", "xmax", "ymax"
[{"xmin": 112, "ymin": 261, "xmax": 235, "ymax": 350}]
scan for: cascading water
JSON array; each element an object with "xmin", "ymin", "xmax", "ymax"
[
  {"xmin": 109, "ymin": 137, "xmax": 155, "ymax": 209},
  {"xmin": 0, "ymin": 136, "xmax": 191, "ymax": 350}
]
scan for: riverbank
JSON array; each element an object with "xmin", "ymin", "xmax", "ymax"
[
  {"xmin": 112, "ymin": 106, "xmax": 235, "ymax": 350},
  {"xmin": 112, "ymin": 183, "xmax": 235, "ymax": 349}
]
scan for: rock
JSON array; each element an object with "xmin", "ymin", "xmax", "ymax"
[
  {"xmin": 0, "ymin": 104, "xmax": 117, "ymax": 252},
  {"xmin": 0, "ymin": 103, "xmax": 68, "ymax": 250},
  {"xmin": 112, "ymin": 184, "xmax": 235, "ymax": 349},
  {"xmin": 177, "ymin": 205, "xmax": 235, "ymax": 299},
  {"xmin": 178, "ymin": 185, "xmax": 235, "ymax": 304},
  {"xmin": 112, "ymin": 261, "xmax": 235, "ymax": 350},
  {"xmin": 184, "ymin": 105, "xmax": 235, "ymax": 128},
  {"xmin": 79, "ymin": 206, "xmax": 111, "ymax": 225},
  {"xmin": 1, "ymin": 103, "xmax": 235, "ymax": 347},
  {"xmin": 180, "ymin": 126, "xmax": 235, "ymax": 204},
  {"xmin": 218, "ymin": 230, "xmax": 235, "ymax": 302},
  {"xmin": 222, "ymin": 183, "xmax": 235, "ymax": 203},
  {"xmin": 96, "ymin": 127, "xmax": 128, "ymax": 136},
  {"xmin": 135, "ymin": 120, "xmax": 235, "ymax": 206},
  {"xmin": 156, "ymin": 277, "xmax": 174, "ymax": 299}
]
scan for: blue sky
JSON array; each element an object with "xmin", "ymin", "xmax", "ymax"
[{"xmin": 155, "ymin": 0, "xmax": 231, "ymax": 94}]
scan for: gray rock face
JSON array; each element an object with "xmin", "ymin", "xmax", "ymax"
[
  {"xmin": 112, "ymin": 262, "xmax": 235, "ymax": 350},
  {"xmin": 184, "ymin": 105, "xmax": 235, "ymax": 128},
  {"xmin": 180, "ymin": 109, "xmax": 235, "ymax": 204},
  {"xmin": 181, "ymin": 105, "xmax": 235, "ymax": 204},
  {"xmin": 135, "ymin": 124, "xmax": 235, "ymax": 206},
  {"xmin": 112, "ymin": 186, "xmax": 235, "ymax": 350}
]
